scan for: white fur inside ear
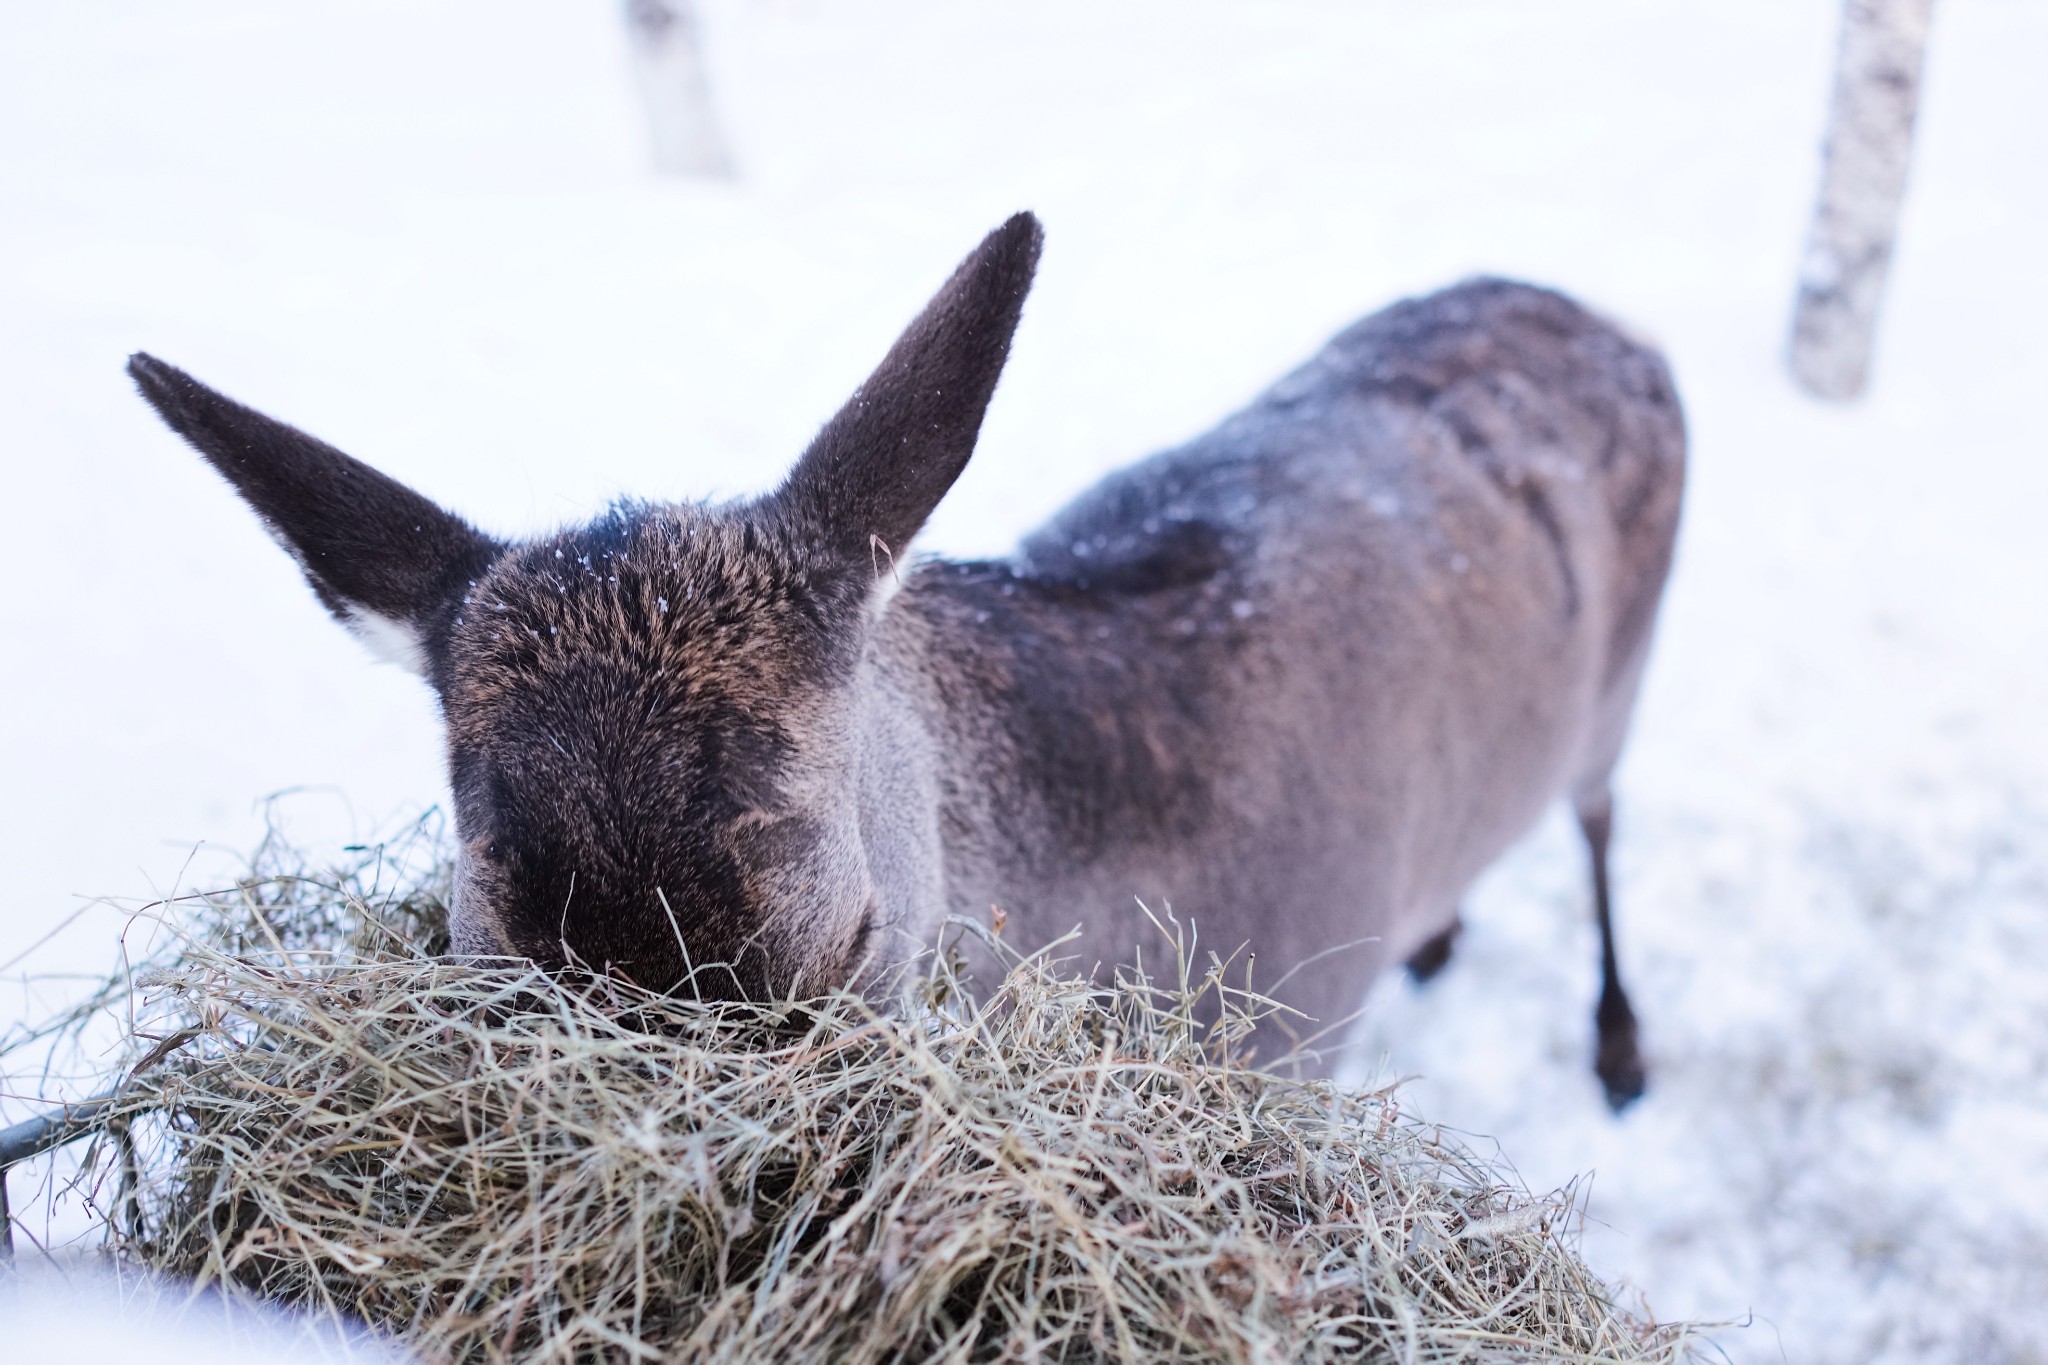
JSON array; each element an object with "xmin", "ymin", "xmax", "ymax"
[
  {"xmin": 868, "ymin": 564, "xmax": 905, "ymax": 615},
  {"xmin": 863, "ymin": 533, "xmax": 910, "ymax": 616},
  {"xmin": 345, "ymin": 608, "xmax": 429, "ymax": 675}
]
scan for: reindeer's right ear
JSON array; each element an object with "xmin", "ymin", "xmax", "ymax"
[
  {"xmin": 765, "ymin": 213, "xmax": 1042, "ymax": 572},
  {"xmin": 127, "ymin": 354, "xmax": 503, "ymax": 680}
]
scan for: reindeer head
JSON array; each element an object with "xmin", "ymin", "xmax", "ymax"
[{"xmin": 130, "ymin": 214, "xmax": 1041, "ymax": 998}]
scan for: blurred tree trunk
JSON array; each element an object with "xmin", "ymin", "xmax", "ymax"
[
  {"xmin": 623, "ymin": 0, "xmax": 734, "ymax": 178},
  {"xmin": 1787, "ymin": 0, "xmax": 1935, "ymax": 401}
]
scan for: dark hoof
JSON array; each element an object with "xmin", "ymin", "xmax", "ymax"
[
  {"xmin": 1595, "ymin": 991, "xmax": 1647, "ymax": 1112},
  {"xmin": 1405, "ymin": 919, "xmax": 1461, "ymax": 984}
]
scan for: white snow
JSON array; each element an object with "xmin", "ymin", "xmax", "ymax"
[
  {"xmin": 2, "ymin": 1261, "xmax": 413, "ymax": 1364},
  {"xmin": 2, "ymin": 2, "xmax": 2045, "ymax": 1360}
]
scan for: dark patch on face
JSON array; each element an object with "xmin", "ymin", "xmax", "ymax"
[{"xmin": 442, "ymin": 504, "xmax": 870, "ymax": 999}]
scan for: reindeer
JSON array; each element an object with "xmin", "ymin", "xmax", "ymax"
[{"xmin": 129, "ymin": 213, "xmax": 1683, "ymax": 1108}]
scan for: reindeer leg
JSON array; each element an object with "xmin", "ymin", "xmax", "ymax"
[
  {"xmin": 1404, "ymin": 915, "xmax": 1462, "ymax": 984},
  {"xmin": 1578, "ymin": 790, "xmax": 1646, "ymax": 1110}
]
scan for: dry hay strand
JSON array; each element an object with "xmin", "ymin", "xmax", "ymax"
[{"xmin": 11, "ymin": 826, "xmax": 1699, "ymax": 1363}]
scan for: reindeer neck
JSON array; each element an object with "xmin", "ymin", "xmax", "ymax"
[{"xmin": 873, "ymin": 553, "xmax": 1241, "ymax": 920}]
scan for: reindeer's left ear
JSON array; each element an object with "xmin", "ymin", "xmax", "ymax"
[
  {"xmin": 765, "ymin": 212, "xmax": 1042, "ymax": 569},
  {"xmin": 127, "ymin": 354, "xmax": 503, "ymax": 681}
]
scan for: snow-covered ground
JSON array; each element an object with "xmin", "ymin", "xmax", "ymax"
[
  {"xmin": 2, "ymin": 2, "xmax": 2044, "ymax": 1360},
  {"xmin": 2, "ymin": 1261, "xmax": 409, "ymax": 1365}
]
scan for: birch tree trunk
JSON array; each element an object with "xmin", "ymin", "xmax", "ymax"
[
  {"xmin": 623, "ymin": 0, "xmax": 734, "ymax": 178},
  {"xmin": 1787, "ymin": 0, "xmax": 1935, "ymax": 401}
]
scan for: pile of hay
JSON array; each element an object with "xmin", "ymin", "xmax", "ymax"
[{"xmin": 12, "ymin": 827, "xmax": 1696, "ymax": 1363}]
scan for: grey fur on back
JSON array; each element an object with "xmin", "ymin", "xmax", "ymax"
[{"xmin": 872, "ymin": 278, "xmax": 1684, "ymax": 1046}]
